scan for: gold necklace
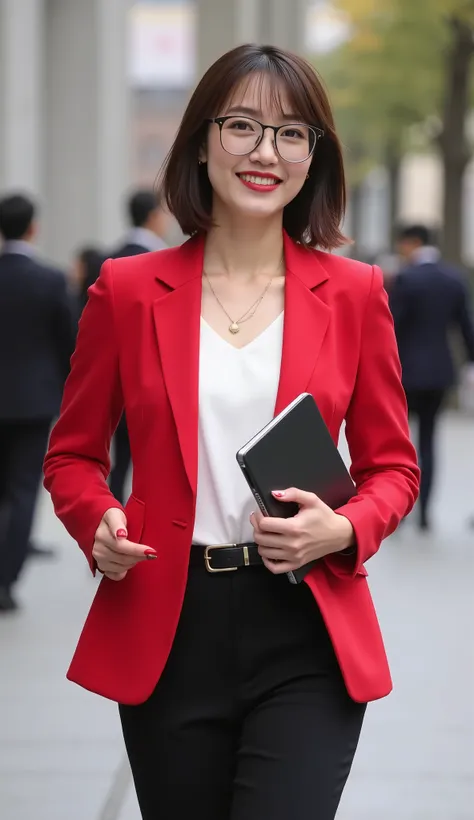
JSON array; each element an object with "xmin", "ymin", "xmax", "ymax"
[{"xmin": 203, "ymin": 256, "xmax": 283, "ymax": 335}]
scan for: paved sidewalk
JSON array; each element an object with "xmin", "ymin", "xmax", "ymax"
[{"xmin": 0, "ymin": 411, "xmax": 473, "ymax": 819}]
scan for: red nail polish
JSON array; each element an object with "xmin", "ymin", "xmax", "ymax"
[
  {"xmin": 144, "ymin": 549, "xmax": 157, "ymax": 559},
  {"xmin": 272, "ymin": 491, "xmax": 285, "ymax": 498},
  {"xmin": 116, "ymin": 529, "xmax": 127, "ymax": 538}
]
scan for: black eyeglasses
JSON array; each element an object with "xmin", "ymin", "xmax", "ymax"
[{"xmin": 206, "ymin": 116, "xmax": 324, "ymax": 164}]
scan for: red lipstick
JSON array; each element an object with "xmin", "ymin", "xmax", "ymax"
[{"xmin": 236, "ymin": 171, "xmax": 282, "ymax": 193}]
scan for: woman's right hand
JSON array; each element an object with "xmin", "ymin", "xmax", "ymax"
[{"xmin": 92, "ymin": 507, "xmax": 156, "ymax": 581}]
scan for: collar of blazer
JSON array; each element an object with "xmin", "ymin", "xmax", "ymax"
[
  {"xmin": 153, "ymin": 230, "xmax": 330, "ymax": 291},
  {"xmin": 151, "ymin": 231, "xmax": 332, "ymax": 496}
]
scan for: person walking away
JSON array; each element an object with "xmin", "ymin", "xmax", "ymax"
[
  {"xmin": 108, "ymin": 190, "xmax": 168, "ymax": 504},
  {"xmin": 0, "ymin": 193, "xmax": 77, "ymax": 611},
  {"xmin": 391, "ymin": 224, "xmax": 474, "ymax": 529}
]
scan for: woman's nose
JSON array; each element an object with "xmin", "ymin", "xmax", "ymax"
[{"xmin": 250, "ymin": 128, "xmax": 279, "ymax": 164}]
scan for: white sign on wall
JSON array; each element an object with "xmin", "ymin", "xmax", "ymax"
[
  {"xmin": 128, "ymin": 2, "xmax": 196, "ymax": 88},
  {"xmin": 128, "ymin": 1, "xmax": 348, "ymax": 89}
]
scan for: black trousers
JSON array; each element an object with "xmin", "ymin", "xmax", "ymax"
[
  {"xmin": 119, "ymin": 561, "xmax": 366, "ymax": 820},
  {"xmin": 109, "ymin": 413, "xmax": 131, "ymax": 505},
  {"xmin": 0, "ymin": 419, "xmax": 51, "ymax": 589},
  {"xmin": 405, "ymin": 388, "xmax": 446, "ymax": 523}
]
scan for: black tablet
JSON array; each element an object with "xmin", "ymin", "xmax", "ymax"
[{"xmin": 236, "ymin": 393, "xmax": 356, "ymax": 584}]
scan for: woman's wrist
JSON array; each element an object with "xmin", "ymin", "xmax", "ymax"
[{"xmin": 331, "ymin": 514, "xmax": 356, "ymax": 554}]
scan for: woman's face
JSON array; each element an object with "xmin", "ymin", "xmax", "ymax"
[{"xmin": 201, "ymin": 74, "xmax": 313, "ymax": 225}]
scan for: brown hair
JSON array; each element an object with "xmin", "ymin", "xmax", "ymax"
[{"xmin": 159, "ymin": 44, "xmax": 347, "ymax": 249}]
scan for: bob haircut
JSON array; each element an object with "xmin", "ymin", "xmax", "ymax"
[{"xmin": 159, "ymin": 44, "xmax": 347, "ymax": 250}]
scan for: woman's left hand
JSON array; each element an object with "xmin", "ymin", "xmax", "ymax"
[{"xmin": 250, "ymin": 488, "xmax": 355, "ymax": 576}]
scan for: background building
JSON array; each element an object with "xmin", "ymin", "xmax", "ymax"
[
  {"xmin": 1, "ymin": 0, "xmax": 473, "ymax": 265},
  {"xmin": 0, "ymin": 0, "xmax": 309, "ymax": 264}
]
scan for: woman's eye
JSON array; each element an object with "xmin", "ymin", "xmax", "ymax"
[
  {"xmin": 282, "ymin": 127, "xmax": 305, "ymax": 139},
  {"xmin": 228, "ymin": 120, "xmax": 254, "ymax": 131}
]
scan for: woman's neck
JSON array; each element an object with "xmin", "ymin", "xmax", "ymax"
[{"xmin": 203, "ymin": 215, "xmax": 285, "ymax": 281}]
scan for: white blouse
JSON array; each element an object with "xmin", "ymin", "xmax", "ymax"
[{"xmin": 192, "ymin": 314, "xmax": 284, "ymax": 546}]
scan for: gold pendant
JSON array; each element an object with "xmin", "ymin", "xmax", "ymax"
[{"xmin": 229, "ymin": 322, "xmax": 240, "ymax": 334}]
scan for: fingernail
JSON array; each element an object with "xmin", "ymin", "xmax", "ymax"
[
  {"xmin": 116, "ymin": 529, "xmax": 127, "ymax": 538},
  {"xmin": 272, "ymin": 490, "xmax": 285, "ymax": 498},
  {"xmin": 144, "ymin": 549, "xmax": 157, "ymax": 559}
]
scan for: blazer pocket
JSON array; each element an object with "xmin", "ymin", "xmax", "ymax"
[{"xmin": 123, "ymin": 494, "xmax": 145, "ymax": 543}]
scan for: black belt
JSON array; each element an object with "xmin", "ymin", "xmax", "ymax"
[{"xmin": 190, "ymin": 542, "xmax": 263, "ymax": 573}]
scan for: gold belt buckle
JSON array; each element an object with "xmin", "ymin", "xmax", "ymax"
[{"xmin": 204, "ymin": 543, "xmax": 239, "ymax": 573}]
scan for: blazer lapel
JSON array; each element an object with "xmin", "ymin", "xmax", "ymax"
[
  {"xmin": 152, "ymin": 236, "xmax": 204, "ymax": 495},
  {"xmin": 151, "ymin": 233, "xmax": 331, "ymax": 494},
  {"xmin": 274, "ymin": 236, "xmax": 330, "ymax": 416}
]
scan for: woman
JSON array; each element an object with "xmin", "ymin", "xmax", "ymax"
[{"xmin": 44, "ymin": 45, "xmax": 419, "ymax": 820}]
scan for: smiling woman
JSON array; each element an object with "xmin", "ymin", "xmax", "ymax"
[
  {"xmin": 44, "ymin": 43, "xmax": 419, "ymax": 820},
  {"xmin": 159, "ymin": 44, "xmax": 347, "ymax": 248}
]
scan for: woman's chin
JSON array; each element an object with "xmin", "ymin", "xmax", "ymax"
[{"xmin": 224, "ymin": 197, "xmax": 284, "ymax": 222}]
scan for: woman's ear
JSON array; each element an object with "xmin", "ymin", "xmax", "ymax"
[{"xmin": 198, "ymin": 136, "xmax": 208, "ymax": 163}]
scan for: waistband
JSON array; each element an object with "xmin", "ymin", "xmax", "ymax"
[{"xmin": 190, "ymin": 542, "xmax": 262, "ymax": 573}]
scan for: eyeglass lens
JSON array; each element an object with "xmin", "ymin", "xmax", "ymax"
[{"xmin": 219, "ymin": 117, "xmax": 316, "ymax": 162}]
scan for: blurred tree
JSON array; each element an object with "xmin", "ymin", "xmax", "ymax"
[
  {"xmin": 323, "ymin": 0, "xmax": 474, "ymax": 263},
  {"xmin": 440, "ymin": 9, "xmax": 474, "ymax": 264}
]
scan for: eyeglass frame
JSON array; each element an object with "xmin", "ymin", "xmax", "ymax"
[{"xmin": 206, "ymin": 115, "xmax": 324, "ymax": 164}]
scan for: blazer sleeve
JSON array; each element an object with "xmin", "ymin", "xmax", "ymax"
[
  {"xmin": 50, "ymin": 269, "xmax": 78, "ymax": 380},
  {"xmin": 43, "ymin": 259, "xmax": 125, "ymax": 572},
  {"xmin": 325, "ymin": 266, "xmax": 420, "ymax": 579}
]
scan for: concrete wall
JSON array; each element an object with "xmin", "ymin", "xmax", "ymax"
[
  {"xmin": 196, "ymin": 0, "xmax": 307, "ymax": 76},
  {"xmin": 0, "ymin": 0, "xmax": 131, "ymax": 265}
]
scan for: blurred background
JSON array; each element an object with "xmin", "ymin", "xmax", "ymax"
[
  {"xmin": 2, "ymin": 0, "xmax": 474, "ymax": 269},
  {"xmin": 0, "ymin": 1, "xmax": 473, "ymax": 819}
]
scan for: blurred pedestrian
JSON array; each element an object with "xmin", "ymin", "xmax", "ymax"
[
  {"xmin": 390, "ymin": 224, "xmax": 474, "ymax": 529},
  {"xmin": 0, "ymin": 193, "xmax": 76, "ymax": 611},
  {"xmin": 26, "ymin": 246, "xmax": 102, "ymax": 561},
  {"xmin": 108, "ymin": 190, "xmax": 168, "ymax": 505},
  {"xmin": 375, "ymin": 250, "xmax": 401, "ymax": 292},
  {"xmin": 71, "ymin": 245, "xmax": 107, "ymax": 314},
  {"xmin": 44, "ymin": 45, "xmax": 419, "ymax": 820},
  {"xmin": 111, "ymin": 189, "xmax": 169, "ymax": 259}
]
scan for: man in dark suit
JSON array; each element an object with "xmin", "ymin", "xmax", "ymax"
[
  {"xmin": 109, "ymin": 190, "xmax": 168, "ymax": 504},
  {"xmin": 390, "ymin": 224, "xmax": 474, "ymax": 529},
  {"xmin": 0, "ymin": 193, "xmax": 77, "ymax": 611}
]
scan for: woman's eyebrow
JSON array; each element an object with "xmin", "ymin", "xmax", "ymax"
[{"xmin": 225, "ymin": 105, "xmax": 300, "ymax": 121}]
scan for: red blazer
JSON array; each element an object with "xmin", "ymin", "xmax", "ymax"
[{"xmin": 44, "ymin": 232, "xmax": 419, "ymax": 705}]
